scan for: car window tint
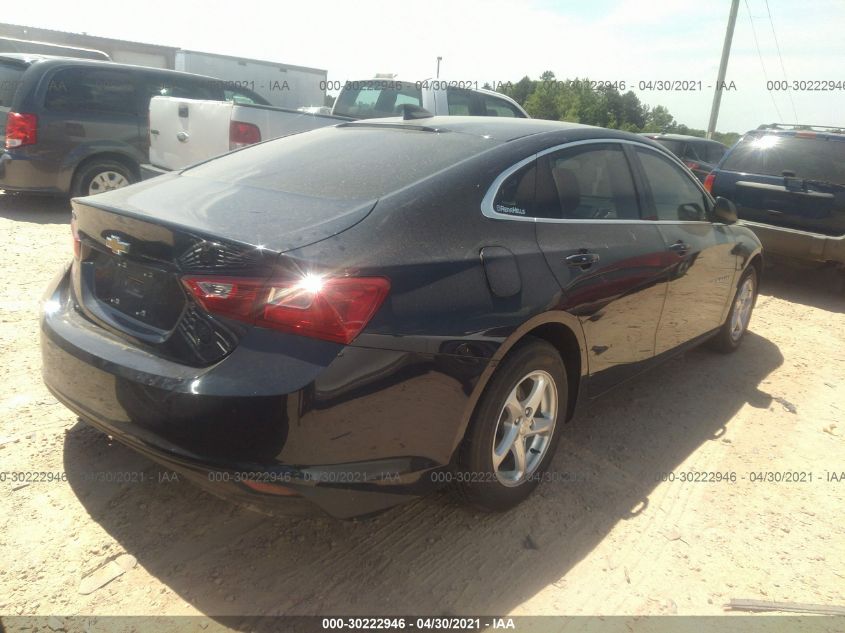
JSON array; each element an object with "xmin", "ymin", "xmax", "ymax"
[
  {"xmin": 721, "ymin": 134, "xmax": 845, "ymax": 184},
  {"xmin": 0, "ymin": 62, "xmax": 25, "ymax": 108},
  {"xmin": 636, "ymin": 148, "xmax": 709, "ymax": 221},
  {"xmin": 44, "ymin": 68, "xmax": 137, "ymax": 115},
  {"xmin": 654, "ymin": 138, "xmax": 684, "ymax": 157},
  {"xmin": 481, "ymin": 94, "xmax": 520, "ymax": 118},
  {"xmin": 225, "ymin": 90, "xmax": 255, "ymax": 104},
  {"xmin": 144, "ymin": 76, "xmax": 220, "ymax": 101},
  {"xmin": 447, "ymin": 87, "xmax": 481, "ymax": 116},
  {"xmin": 706, "ymin": 143, "xmax": 726, "ymax": 164},
  {"xmin": 537, "ymin": 144, "xmax": 639, "ymax": 220},
  {"xmin": 684, "ymin": 143, "xmax": 704, "ymax": 162},
  {"xmin": 493, "ymin": 162, "xmax": 536, "ymax": 217},
  {"xmin": 333, "ymin": 81, "xmax": 423, "ymax": 118},
  {"xmin": 185, "ymin": 125, "xmax": 499, "ymax": 201}
]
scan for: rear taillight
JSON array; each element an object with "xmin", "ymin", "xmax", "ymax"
[
  {"xmin": 229, "ymin": 121, "xmax": 261, "ymax": 150},
  {"xmin": 703, "ymin": 172, "xmax": 716, "ymax": 193},
  {"xmin": 70, "ymin": 213, "xmax": 80, "ymax": 259},
  {"xmin": 182, "ymin": 274, "xmax": 390, "ymax": 344},
  {"xmin": 684, "ymin": 161, "xmax": 700, "ymax": 171},
  {"xmin": 5, "ymin": 112, "xmax": 38, "ymax": 149}
]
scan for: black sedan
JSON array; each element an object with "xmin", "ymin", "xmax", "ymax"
[
  {"xmin": 640, "ymin": 133, "xmax": 728, "ymax": 182},
  {"xmin": 41, "ymin": 116, "xmax": 762, "ymax": 518}
]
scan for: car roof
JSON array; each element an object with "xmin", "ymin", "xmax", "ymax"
[
  {"xmin": 0, "ymin": 53, "xmax": 229, "ymax": 83},
  {"xmin": 347, "ymin": 116, "xmax": 648, "ymax": 143},
  {"xmin": 641, "ymin": 132, "xmax": 722, "ymax": 144},
  {"xmin": 745, "ymin": 127, "xmax": 845, "ymax": 140}
]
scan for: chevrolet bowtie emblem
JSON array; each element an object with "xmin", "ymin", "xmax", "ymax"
[{"xmin": 105, "ymin": 234, "xmax": 130, "ymax": 256}]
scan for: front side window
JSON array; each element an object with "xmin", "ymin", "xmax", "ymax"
[
  {"xmin": 537, "ymin": 144, "xmax": 640, "ymax": 220},
  {"xmin": 635, "ymin": 147, "xmax": 709, "ymax": 221},
  {"xmin": 45, "ymin": 68, "xmax": 137, "ymax": 115}
]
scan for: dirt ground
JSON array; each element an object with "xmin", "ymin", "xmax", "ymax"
[{"xmin": 1, "ymin": 191, "xmax": 844, "ymax": 625}]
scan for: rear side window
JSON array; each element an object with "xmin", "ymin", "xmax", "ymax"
[
  {"xmin": 493, "ymin": 162, "xmax": 536, "ymax": 217},
  {"xmin": 45, "ymin": 67, "xmax": 137, "ymax": 115},
  {"xmin": 333, "ymin": 81, "xmax": 423, "ymax": 119},
  {"xmin": 0, "ymin": 62, "xmax": 25, "ymax": 108},
  {"xmin": 722, "ymin": 134, "xmax": 845, "ymax": 185},
  {"xmin": 184, "ymin": 125, "xmax": 498, "ymax": 201},
  {"xmin": 537, "ymin": 144, "xmax": 640, "ymax": 220},
  {"xmin": 635, "ymin": 148, "xmax": 709, "ymax": 221}
]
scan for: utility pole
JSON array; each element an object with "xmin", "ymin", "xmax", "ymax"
[
  {"xmin": 707, "ymin": 0, "xmax": 740, "ymax": 139},
  {"xmin": 436, "ymin": 56, "xmax": 442, "ymax": 79}
]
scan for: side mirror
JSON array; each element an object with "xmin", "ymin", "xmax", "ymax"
[{"xmin": 712, "ymin": 196, "xmax": 737, "ymax": 224}]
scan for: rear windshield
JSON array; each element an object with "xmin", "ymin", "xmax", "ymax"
[
  {"xmin": 653, "ymin": 139, "xmax": 684, "ymax": 156},
  {"xmin": 0, "ymin": 62, "xmax": 25, "ymax": 108},
  {"xmin": 183, "ymin": 125, "xmax": 498, "ymax": 200},
  {"xmin": 722, "ymin": 134, "xmax": 845, "ymax": 184},
  {"xmin": 333, "ymin": 81, "xmax": 423, "ymax": 119}
]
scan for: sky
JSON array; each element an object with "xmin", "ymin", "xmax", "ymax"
[{"xmin": 5, "ymin": 0, "xmax": 844, "ymax": 133}]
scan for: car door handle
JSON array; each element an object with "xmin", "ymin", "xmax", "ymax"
[
  {"xmin": 668, "ymin": 241, "xmax": 689, "ymax": 254},
  {"xmin": 565, "ymin": 252, "xmax": 600, "ymax": 268}
]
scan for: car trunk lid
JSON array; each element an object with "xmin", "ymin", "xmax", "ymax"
[{"xmin": 70, "ymin": 174, "xmax": 376, "ymax": 366}]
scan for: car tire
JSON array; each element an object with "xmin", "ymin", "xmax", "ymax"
[
  {"xmin": 709, "ymin": 266, "xmax": 758, "ymax": 353},
  {"xmin": 72, "ymin": 160, "xmax": 136, "ymax": 197},
  {"xmin": 457, "ymin": 337, "xmax": 567, "ymax": 512}
]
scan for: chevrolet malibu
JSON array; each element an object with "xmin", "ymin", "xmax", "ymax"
[{"xmin": 41, "ymin": 116, "xmax": 762, "ymax": 518}]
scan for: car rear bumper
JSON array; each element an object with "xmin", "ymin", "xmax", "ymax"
[
  {"xmin": 740, "ymin": 220, "xmax": 845, "ymax": 265},
  {"xmin": 0, "ymin": 149, "xmax": 64, "ymax": 194},
  {"xmin": 41, "ymin": 264, "xmax": 478, "ymax": 517}
]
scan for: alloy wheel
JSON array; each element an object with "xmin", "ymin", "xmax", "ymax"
[
  {"xmin": 88, "ymin": 171, "xmax": 130, "ymax": 195},
  {"xmin": 730, "ymin": 276, "xmax": 755, "ymax": 342},
  {"xmin": 492, "ymin": 370, "xmax": 557, "ymax": 487}
]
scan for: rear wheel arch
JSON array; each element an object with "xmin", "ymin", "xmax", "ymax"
[
  {"xmin": 523, "ymin": 322, "xmax": 582, "ymax": 423},
  {"xmin": 748, "ymin": 253, "xmax": 763, "ymax": 286},
  {"xmin": 451, "ymin": 313, "xmax": 587, "ymax": 464},
  {"xmin": 70, "ymin": 152, "xmax": 140, "ymax": 196}
]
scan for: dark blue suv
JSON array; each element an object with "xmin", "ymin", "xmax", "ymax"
[{"xmin": 706, "ymin": 124, "xmax": 845, "ymax": 267}]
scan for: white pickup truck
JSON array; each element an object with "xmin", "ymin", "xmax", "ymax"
[{"xmin": 142, "ymin": 79, "xmax": 528, "ymax": 177}]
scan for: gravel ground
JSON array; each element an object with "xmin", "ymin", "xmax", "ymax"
[{"xmin": 1, "ymin": 191, "xmax": 843, "ymax": 626}]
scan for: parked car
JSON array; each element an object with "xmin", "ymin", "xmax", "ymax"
[
  {"xmin": 331, "ymin": 78, "xmax": 529, "ymax": 119},
  {"xmin": 142, "ymin": 77, "xmax": 529, "ymax": 175},
  {"xmin": 640, "ymin": 133, "xmax": 727, "ymax": 182},
  {"xmin": 143, "ymin": 97, "xmax": 353, "ymax": 176},
  {"xmin": 0, "ymin": 36, "xmax": 110, "ymax": 61},
  {"xmin": 41, "ymin": 117, "xmax": 762, "ymax": 518},
  {"xmin": 706, "ymin": 124, "xmax": 845, "ymax": 267},
  {"xmin": 0, "ymin": 53, "xmax": 269, "ymax": 197}
]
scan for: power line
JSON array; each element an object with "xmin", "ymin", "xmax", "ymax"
[
  {"xmin": 744, "ymin": 0, "xmax": 784, "ymax": 122},
  {"xmin": 763, "ymin": 0, "xmax": 799, "ymax": 122}
]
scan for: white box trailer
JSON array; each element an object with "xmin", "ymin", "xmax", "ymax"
[{"xmin": 174, "ymin": 50, "xmax": 326, "ymax": 109}]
